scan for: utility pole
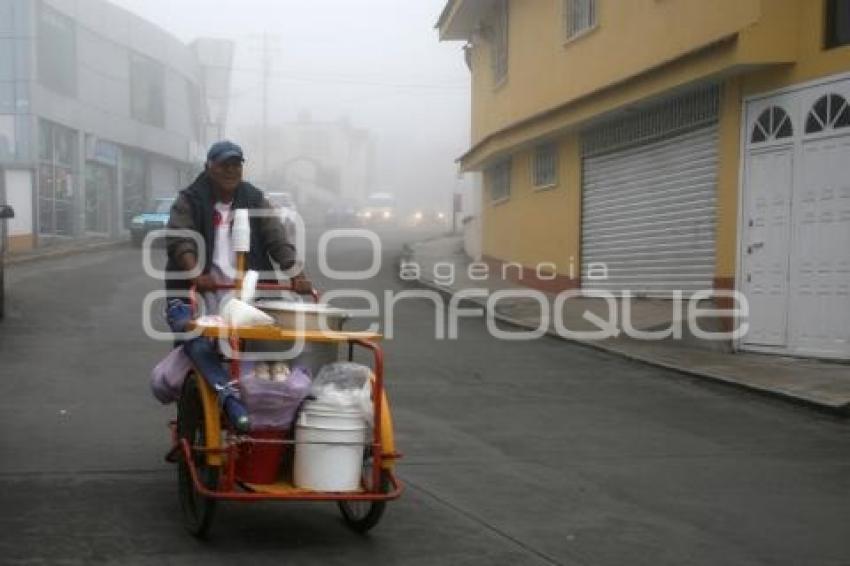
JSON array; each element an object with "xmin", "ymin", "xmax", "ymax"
[{"xmin": 261, "ymin": 32, "xmax": 271, "ymax": 185}]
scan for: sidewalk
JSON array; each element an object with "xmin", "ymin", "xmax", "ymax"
[
  {"xmin": 6, "ymin": 236, "xmax": 128, "ymax": 266},
  {"xmin": 403, "ymin": 236, "xmax": 850, "ymax": 414}
]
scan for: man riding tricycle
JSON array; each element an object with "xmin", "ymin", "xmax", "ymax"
[{"xmin": 152, "ymin": 141, "xmax": 402, "ymax": 537}]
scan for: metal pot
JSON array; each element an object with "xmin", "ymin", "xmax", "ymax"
[
  {"xmin": 254, "ymin": 301, "xmax": 349, "ymax": 331},
  {"xmin": 243, "ymin": 301, "xmax": 350, "ymax": 376}
]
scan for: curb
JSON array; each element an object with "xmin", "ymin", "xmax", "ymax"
[
  {"xmin": 409, "ymin": 271, "xmax": 848, "ymax": 416},
  {"xmin": 6, "ymin": 239, "xmax": 129, "ymax": 266}
]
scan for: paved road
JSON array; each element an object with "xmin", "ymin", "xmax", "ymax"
[{"xmin": 1, "ymin": 228, "xmax": 848, "ymax": 566}]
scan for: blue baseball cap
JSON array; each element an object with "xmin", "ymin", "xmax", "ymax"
[{"xmin": 206, "ymin": 140, "xmax": 245, "ymax": 163}]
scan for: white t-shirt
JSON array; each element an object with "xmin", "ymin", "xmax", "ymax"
[
  {"xmin": 212, "ymin": 202, "xmax": 236, "ymax": 282},
  {"xmin": 204, "ymin": 202, "xmax": 236, "ymax": 315}
]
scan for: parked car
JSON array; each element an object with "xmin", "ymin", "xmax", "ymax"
[
  {"xmin": 358, "ymin": 193, "xmax": 397, "ymax": 226},
  {"xmin": 0, "ymin": 203, "xmax": 15, "ymax": 319},
  {"xmin": 130, "ymin": 197, "xmax": 175, "ymax": 247}
]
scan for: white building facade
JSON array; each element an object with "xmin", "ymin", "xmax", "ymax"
[{"xmin": 0, "ymin": 0, "xmax": 232, "ymax": 251}]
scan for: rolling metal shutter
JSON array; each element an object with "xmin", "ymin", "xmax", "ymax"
[{"xmin": 580, "ymin": 87, "xmax": 719, "ymax": 295}]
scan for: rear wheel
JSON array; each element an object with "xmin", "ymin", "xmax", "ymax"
[
  {"xmin": 177, "ymin": 374, "xmax": 219, "ymax": 538},
  {"xmin": 338, "ymin": 453, "xmax": 390, "ymax": 533}
]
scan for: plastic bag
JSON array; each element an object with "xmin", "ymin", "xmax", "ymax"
[
  {"xmin": 312, "ymin": 362, "xmax": 371, "ymax": 392},
  {"xmin": 240, "ymin": 366, "xmax": 311, "ymax": 430},
  {"xmin": 310, "ymin": 362, "xmax": 373, "ymax": 424},
  {"xmin": 150, "ymin": 346, "xmax": 192, "ymax": 404}
]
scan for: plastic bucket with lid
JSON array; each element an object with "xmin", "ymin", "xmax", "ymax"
[
  {"xmin": 293, "ymin": 401, "xmax": 367, "ymax": 492},
  {"xmin": 235, "ymin": 429, "xmax": 287, "ymax": 485}
]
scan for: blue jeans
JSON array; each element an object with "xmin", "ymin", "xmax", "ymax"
[{"xmin": 166, "ymin": 299, "xmax": 248, "ymax": 429}]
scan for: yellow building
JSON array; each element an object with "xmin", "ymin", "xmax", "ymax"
[{"xmin": 438, "ymin": 0, "xmax": 850, "ymax": 360}]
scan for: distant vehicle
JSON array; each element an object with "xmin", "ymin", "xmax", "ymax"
[
  {"xmin": 358, "ymin": 193, "xmax": 397, "ymax": 225},
  {"xmin": 408, "ymin": 208, "xmax": 448, "ymax": 228},
  {"xmin": 0, "ymin": 203, "xmax": 15, "ymax": 319},
  {"xmin": 130, "ymin": 197, "xmax": 174, "ymax": 247},
  {"xmin": 325, "ymin": 199, "xmax": 359, "ymax": 227}
]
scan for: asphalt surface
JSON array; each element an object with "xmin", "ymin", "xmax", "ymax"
[{"xmin": 1, "ymin": 228, "xmax": 849, "ymax": 566}]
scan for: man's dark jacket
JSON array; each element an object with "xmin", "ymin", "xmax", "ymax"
[{"xmin": 165, "ymin": 172, "xmax": 296, "ymax": 296}]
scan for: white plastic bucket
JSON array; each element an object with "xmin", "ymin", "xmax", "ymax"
[{"xmin": 293, "ymin": 401, "xmax": 367, "ymax": 492}]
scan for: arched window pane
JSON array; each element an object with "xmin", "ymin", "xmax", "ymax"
[
  {"xmin": 835, "ymin": 106, "xmax": 850, "ymax": 129},
  {"xmin": 776, "ymin": 116, "xmax": 793, "ymax": 138},
  {"xmin": 757, "ymin": 110, "xmax": 772, "ymax": 135},
  {"xmin": 829, "ymin": 94, "xmax": 845, "ymax": 124},
  {"xmin": 771, "ymin": 107, "xmax": 783, "ymax": 131},
  {"xmin": 814, "ymin": 96, "xmax": 829, "ymax": 123},
  {"xmin": 751, "ymin": 126, "xmax": 767, "ymax": 143},
  {"xmin": 806, "ymin": 113, "xmax": 824, "ymax": 134}
]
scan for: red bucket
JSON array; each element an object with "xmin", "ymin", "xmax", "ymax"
[{"xmin": 235, "ymin": 429, "xmax": 287, "ymax": 485}]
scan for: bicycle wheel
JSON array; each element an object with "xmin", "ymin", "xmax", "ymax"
[
  {"xmin": 338, "ymin": 452, "xmax": 390, "ymax": 533},
  {"xmin": 177, "ymin": 374, "xmax": 220, "ymax": 538}
]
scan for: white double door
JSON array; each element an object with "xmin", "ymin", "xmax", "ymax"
[{"xmin": 741, "ymin": 78, "xmax": 850, "ymax": 359}]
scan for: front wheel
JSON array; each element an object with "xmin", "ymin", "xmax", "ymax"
[
  {"xmin": 338, "ymin": 454, "xmax": 390, "ymax": 533},
  {"xmin": 177, "ymin": 374, "xmax": 219, "ymax": 538}
]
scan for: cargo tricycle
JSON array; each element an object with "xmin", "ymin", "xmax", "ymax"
[{"xmin": 166, "ymin": 279, "xmax": 402, "ymax": 537}]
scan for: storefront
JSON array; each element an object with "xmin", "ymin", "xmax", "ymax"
[
  {"xmin": 37, "ymin": 120, "xmax": 76, "ymax": 237},
  {"xmin": 84, "ymin": 137, "xmax": 119, "ymax": 235}
]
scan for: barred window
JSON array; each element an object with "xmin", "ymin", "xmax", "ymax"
[
  {"xmin": 490, "ymin": 0, "xmax": 509, "ymax": 84},
  {"xmin": 488, "ymin": 159, "xmax": 512, "ymax": 202},
  {"xmin": 564, "ymin": 0, "xmax": 597, "ymax": 40},
  {"xmin": 826, "ymin": 0, "xmax": 850, "ymax": 49},
  {"xmin": 532, "ymin": 144, "xmax": 558, "ymax": 188}
]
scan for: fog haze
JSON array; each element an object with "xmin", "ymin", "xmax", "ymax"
[{"xmin": 109, "ymin": 0, "xmax": 471, "ymax": 211}]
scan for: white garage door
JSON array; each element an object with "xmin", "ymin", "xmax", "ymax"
[
  {"xmin": 581, "ymin": 87, "xmax": 719, "ymax": 295},
  {"xmin": 742, "ymin": 76, "xmax": 850, "ymax": 359}
]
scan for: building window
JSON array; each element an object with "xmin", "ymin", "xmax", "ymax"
[
  {"xmin": 826, "ymin": 0, "xmax": 850, "ymax": 48},
  {"xmin": 532, "ymin": 144, "xmax": 559, "ymax": 188},
  {"xmin": 38, "ymin": 120, "xmax": 77, "ymax": 236},
  {"xmin": 130, "ymin": 53, "xmax": 165, "ymax": 128},
  {"xmin": 488, "ymin": 159, "xmax": 512, "ymax": 202},
  {"xmin": 122, "ymin": 149, "xmax": 148, "ymax": 229},
  {"xmin": 37, "ymin": 4, "xmax": 76, "ymax": 96},
  {"xmin": 490, "ymin": 0, "xmax": 509, "ymax": 85},
  {"xmin": 750, "ymin": 106, "xmax": 794, "ymax": 143},
  {"xmin": 564, "ymin": 0, "xmax": 597, "ymax": 40},
  {"xmin": 805, "ymin": 93, "xmax": 850, "ymax": 134}
]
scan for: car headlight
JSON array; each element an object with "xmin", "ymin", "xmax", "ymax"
[
  {"xmin": 383, "ymin": 211, "xmax": 391, "ymax": 219},
  {"xmin": 414, "ymin": 211, "xmax": 423, "ymax": 220},
  {"xmin": 364, "ymin": 211, "xmax": 373, "ymax": 219},
  {"xmin": 132, "ymin": 217, "xmax": 144, "ymax": 226},
  {"xmin": 437, "ymin": 212, "xmax": 445, "ymax": 220}
]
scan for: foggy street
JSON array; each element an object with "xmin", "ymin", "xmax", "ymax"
[
  {"xmin": 0, "ymin": 233, "xmax": 848, "ymax": 566},
  {"xmin": 1, "ymin": 0, "xmax": 849, "ymax": 564}
]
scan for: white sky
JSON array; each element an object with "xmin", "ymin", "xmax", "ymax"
[{"xmin": 108, "ymin": 0, "xmax": 472, "ymax": 210}]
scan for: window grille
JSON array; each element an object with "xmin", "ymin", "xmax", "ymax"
[
  {"xmin": 581, "ymin": 85, "xmax": 720, "ymax": 157},
  {"xmin": 533, "ymin": 144, "xmax": 558, "ymax": 188},
  {"xmin": 488, "ymin": 159, "xmax": 512, "ymax": 202},
  {"xmin": 565, "ymin": 0, "xmax": 596, "ymax": 40},
  {"xmin": 490, "ymin": 0, "xmax": 509, "ymax": 84}
]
